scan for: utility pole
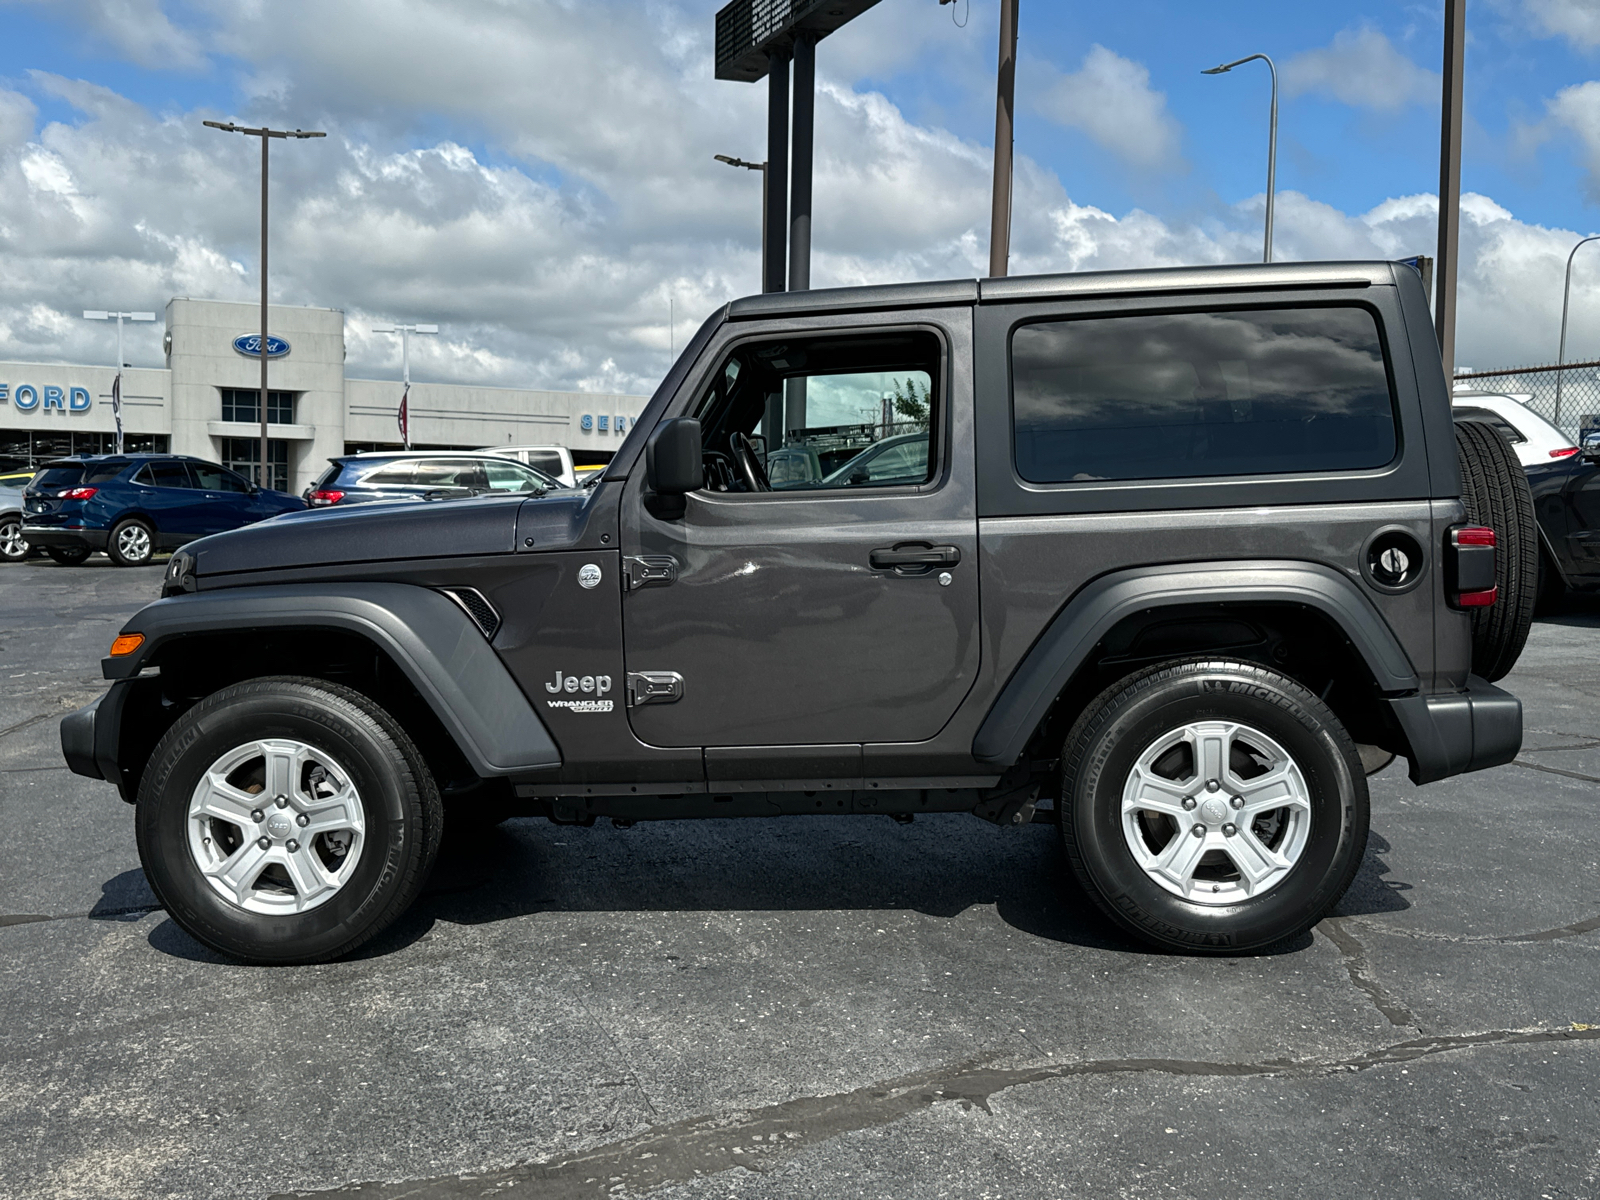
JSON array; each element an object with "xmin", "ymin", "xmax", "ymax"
[
  {"xmin": 204, "ymin": 119, "xmax": 325, "ymax": 489},
  {"xmin": 1555, "ymin": 236, "xmax": 1600, "ymax": 425},
  {"xmin": 1434, "ymin": 0, "xmax": 1466, "ymax": 380},
  {"xmin": 371, "ymin": 323, "xmax": 438, "ymax": 450},
  {"xmin": 989, "ymin": 0, "xmax": 1019, "ymax": 278},
  {"xmin": 82, "ymin": 310, "xmax": 154, "ymax": 454}
]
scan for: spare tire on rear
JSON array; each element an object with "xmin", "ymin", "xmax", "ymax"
[{"xmin": 1454, "ymin": 419, "xmax": 1538, "ymax": 681}]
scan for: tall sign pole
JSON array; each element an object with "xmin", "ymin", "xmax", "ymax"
[
  {"xmin": 1434, "ymin": 0, "xmax": 1466, "ymax": 380},
  {"xmin": 789, "ymin": 33, "xmax": 816, "ymax": 291},
  {"xmin": 989, "ymin": 0, "xmax": 1019, "ymax": 278},
  {"xmin": 765, "ymin": 49, "xmax": 790, "ymax": 293},
  {"xmin": 204, "ymin": 119, "xmax": 325, "ymax": 489}
]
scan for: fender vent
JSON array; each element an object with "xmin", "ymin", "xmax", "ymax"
[{"xmin": 439, "ymin": 587, "xmax": 501, "ymax": 640}]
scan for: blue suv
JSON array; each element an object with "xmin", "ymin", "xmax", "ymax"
[{"xmin": 22, "ymin": 454, "xmax": 304, "ymax": 567}]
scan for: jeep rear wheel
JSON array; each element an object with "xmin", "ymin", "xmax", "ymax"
[
  {"xmin": 1060, "ymin": 660, "xmax": 1368, "ymax": 954},
  {"xmin": 136, "ymin": 677, "xmax": 443, "ymax": 964},
  {"xmin": 1455, "ymin": 419, "xmax": 1538, "ymax": 681}
]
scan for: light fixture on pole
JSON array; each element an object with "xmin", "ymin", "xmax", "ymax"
[
  {"xmin": 203, "ymin": 119, "xmax": 326, "ymax": 489},
  {"xmin": 1203, "ymin": 53, "xmax": 1278, "ymax": 264},
  {"xmin": 371, "ymin": 323, "xmax": 438, "ymax": 450},
  {"xmin": 715, "ymin": 155, "xmax": 769, "ymax": 293},
  {"xmin": 82, "ymin": 310, "xmax": 155, "ymax": 454},
  {"xmin": 1555, "ymin": 235, "xmax": 1600, "ymax": 427}
]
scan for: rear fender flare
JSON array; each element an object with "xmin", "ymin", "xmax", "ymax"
[
  {"xmin": 103, "ymin": 582, "xmax": 561, "ymax": 777},
  {"xmin": 972, "ymin": 560, "xmax": 1420, "ymax": 767}
]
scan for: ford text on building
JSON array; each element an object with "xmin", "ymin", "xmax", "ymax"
[{"xmin": 0, "ymin": 298, "xmax": 647, "ymax": 493}]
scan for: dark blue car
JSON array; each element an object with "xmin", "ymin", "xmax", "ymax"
[{"xmin": 21, "ymin": 454, "xmax": 304, "ymax": 567}]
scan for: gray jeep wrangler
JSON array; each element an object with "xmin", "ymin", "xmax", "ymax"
[{"xmin": 61, "ymin": 261, "xmax": 1533, "ymax": 964}]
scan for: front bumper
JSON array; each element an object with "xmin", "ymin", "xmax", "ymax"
[
  {"xmin": 23, "ymin": 526, "xmax": 108, "ymax": 551},
  {"xmin": 61, "ymin": 682, "xmax": 136, "ymax": 801},
  {"xmin": 1389, "ymin": 675, "xmax": 1522, "ymax": 785}
]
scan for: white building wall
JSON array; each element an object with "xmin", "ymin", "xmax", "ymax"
[{"xmin": 0, "ymin": 297, "xmax": 649, "ymax": 495}]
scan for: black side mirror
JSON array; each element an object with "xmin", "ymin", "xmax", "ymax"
[
  {"xmin": 1582, "ymin": 432, "xmax": 1600, "ymax": 462},
  {"xmin": 645, "ymin": 418, "xmax": 702, "ymax": 518}
]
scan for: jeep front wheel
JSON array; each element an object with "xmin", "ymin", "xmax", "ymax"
[
  {"xmin": 135, "ymin": 677, "xmax": 443, "ymax": 964},
  {"xmin": 1061, "ymin": 660, "xmax": 1368, "ymax": 954}
]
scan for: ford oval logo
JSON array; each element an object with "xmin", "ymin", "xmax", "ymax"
[{"xmin": 232, "ymin": 334, "xmax": 291, "ymax": 358}]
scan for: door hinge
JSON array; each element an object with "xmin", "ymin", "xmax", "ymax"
[
  {"xmin": 627, "ymin": 671, "xmax": 684, "ymax": 707},
  {"xmin": 624, "ymin": 555, "xmax": 679, "ymax": 591}
]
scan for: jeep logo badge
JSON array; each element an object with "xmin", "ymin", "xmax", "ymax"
[{"xmin": 577, "ymin": 564, "xmax": 602, "ymax": 589}]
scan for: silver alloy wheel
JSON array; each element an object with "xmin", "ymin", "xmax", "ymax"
[
  {"xmin": 0, "ymin": 520, "xmax": 25, "ymax": 561},
  {"xmin": 116, "ymin": 523, "xmax": 152, "ymax": 563},
  {"xmin": 1121, "ymin": 720, "xmax": 1312, "ymax": 906},
  {"xmin": 187, "ymin": 738, "xmax": 366, "ymax": 915}
]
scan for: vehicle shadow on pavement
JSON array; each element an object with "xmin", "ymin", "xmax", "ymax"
[{"xmin": 128, "ymin": 816, "xmax": 1409, "ymax": 964}]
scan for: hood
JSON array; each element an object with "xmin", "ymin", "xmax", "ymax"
[{"xmin": 188, "ymin": 493, "xmax": 528, "ymax": 578}]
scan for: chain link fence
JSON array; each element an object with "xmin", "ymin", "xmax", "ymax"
[{"xmin": 1454, "ymin": 359, "xmax": 1600, "ymax": 438}]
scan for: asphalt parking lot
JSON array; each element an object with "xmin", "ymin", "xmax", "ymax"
[{"xmin": 0, "ymin": 558, "xmax": 1596, "ymax": 1200}]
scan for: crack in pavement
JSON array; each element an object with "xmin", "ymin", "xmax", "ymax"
[
  {"xmin": 0, "ymin": 904, "xmax": 160, "ymax": 929},
  {"xmin": 1318, "ymin": 918, "xmax": 1417, "ymax": 1028},
  {"xmin": 1348, "ymin": 910, "xmax": 1600, "ymax": 946},
  {"xmin": 271, "ymin": 1025, "xmax": 1600, "ymax": 1200},
  {"xmin": 1512, "ymin": 758, "xmax": 1600, "ymax": 784},
  {"xmin": 0, "ymin": 712, "xmax": 53, "ymax": 741}
]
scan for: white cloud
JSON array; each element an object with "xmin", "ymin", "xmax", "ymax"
[
  {"xmin": 1033, "ymin": 45, "xmax": 1183, "ymax": 171},
  {"xmin": 1526, "ymin": 0, "xmax": 1600, "ymax": 49},
  {"xmin": 1282, "ymin": 27, "xmax": 1439, "ymax": 111},
  {"xmin": 1, "ymin": 0, "xmax": 208, "ymax": 71},
  {"xmin": 1546, "ymin": 80, "xmax": 1600, "ymax": 198},
  {"xmin": 0, "ymin": 1, "xmax": 1588, "ymax": 393}
]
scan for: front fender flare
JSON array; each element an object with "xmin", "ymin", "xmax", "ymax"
[
  {"xmin": 101, "ymin": 582, "xmax": 560, "ymax": 777},
  {"xmin": 972, "ymin": 560, "xmax": 1419, "ymax": 767}
]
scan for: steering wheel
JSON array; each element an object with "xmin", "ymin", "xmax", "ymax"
[{"xmin": 729, "ymin": 432, "xmax": 771, "ymax": 493}]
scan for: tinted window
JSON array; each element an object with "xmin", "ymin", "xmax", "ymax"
[
  {"xmin": 1011, "ymin": 306, "xmax": 1398, "ymax": 484},
  {"xmin": 83, "ymin": 461, "xmax": 128, "ymax": 485},
  {"xmin": 145, "ymin": 462, "xmax": 194, "ymax": 489},
  {"xmin": 526, "ymin": 451, "xmax": 564, "ymax": 477},
  {"xmin": 33, "ymin": 466, "xmax": 84, "ymax": 490},
  {"xmin": 190, "ymin": 462, "xmax": 252, "ymax": 492}
]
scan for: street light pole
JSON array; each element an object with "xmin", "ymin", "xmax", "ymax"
[
  {"xmin": 1203, "ymin": 53, "xmax": 1278, "ymax": 263},
  {"xmin": 1555, "ymin": 235, "xmax": 1600, "ymax": 427},
  {"xmin": 715, "ymin": 154, "xmax": 769, "ymax": 291},
  {"xmin": 372, "ymin": 323, "xmax": 438, "ymax": 450},
  {"xmin": 82, "ymin": 310, "xmax": 154, "ymax": 454},
  {"xmin": 204, "ymin": 119, "xmax": 325, "ymax": 489},
  {"xmin": 1435, "ymin": 0, "xmax": 1466, "ymax": 380}
]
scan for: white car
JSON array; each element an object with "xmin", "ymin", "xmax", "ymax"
[
  {"xmin": 477, "ymin": 445, "xmax": 577, "ymax": 488},
  {"xmin": 1451, "ymin": 390, "xmax": 1577, "ymax": 468}
]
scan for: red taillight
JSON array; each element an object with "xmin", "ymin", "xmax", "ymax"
[
  {"xmin": 1550, "ymin": 446, "xmax": 1580, "ymax": 458},
  {"xmin": 60, "ymin": 487, "xmax": 98, "ymax": 500},
  {"xmin": 309, "ymin": 489, "xmax": 344, "ymax": 506},
  {"xmin": 1448, "ymin": 525, "xmax": 1497, "ymax": 608}
]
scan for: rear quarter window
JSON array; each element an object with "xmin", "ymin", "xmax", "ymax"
[{"xmin": 1011, "ymin": 305, "xmax": 1398, "ymax": 484}]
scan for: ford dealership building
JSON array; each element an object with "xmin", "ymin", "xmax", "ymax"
[{"xmin": 0, "ymin": 298, "xmax": 647, "ymax": 493}]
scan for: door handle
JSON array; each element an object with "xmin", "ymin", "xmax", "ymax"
[{"xmin": 869, "ymin": 542, "xmax": 960, "ymax": 575}]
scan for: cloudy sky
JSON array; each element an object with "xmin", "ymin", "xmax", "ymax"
[{"xmin": 2, "ymin": 0, "xmax": 1599, "ymax": 393}]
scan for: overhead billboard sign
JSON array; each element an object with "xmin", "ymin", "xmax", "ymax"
[{"xmin": 714, "ymin": 0, "xmax": 883, "ymax": 81}]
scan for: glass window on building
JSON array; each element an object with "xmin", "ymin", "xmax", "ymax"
[
  {"xmin": 220, "ymin": 388, "xmax": 296, "ymax": 425},
  {"xmin": 222, "ymin": 437, "xmax": 289, "ymax": 492},
  {"xmin": 0, "ymin": 432, "xmax": 167, "ymax": 469}
]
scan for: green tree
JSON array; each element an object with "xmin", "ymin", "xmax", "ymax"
[{"xmin": 891, "ymin": 377, "xmax": 931, "ymax": 428}]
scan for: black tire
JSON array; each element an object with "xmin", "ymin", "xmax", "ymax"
[
  {"xmin": 106, "ymin": 517, "xmax": 155, "ymax": 567},
  {"xmin": 1455, "ymin": 420, "xmax": 1538, "ymax": 681},
  {"xmin": 44, "ymin": 545, "xmax": 91, "ymax": 566},
  {"xmin": 135, "ymin": 677, "xmax": 443, "ymax": 964},
  {"xmin": 1060, "ymin": 659, "xmax": 1369, "ymax": 955},
  {"xmin": 0, "ymin": 516, "xmax": 26, "ymax": 562}
]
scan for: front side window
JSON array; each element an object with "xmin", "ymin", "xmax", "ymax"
[
  {"xmin": 1011, "ymin": 306, "xmax": 1398, "ymax": 484},
  {"xmin": 190, "ymin": 461, "xmax": 251, "ymax": 492},
  {"xmin": 483, "ymin": 459, "xmax": 552, "ymax": 491},
  {"xmin": 144, "ymin": 462, "xmax": 194, "ymax": 489},
  {"xmin": 691, "ymin": 331, "xmax": 940, "ymax": 493}
]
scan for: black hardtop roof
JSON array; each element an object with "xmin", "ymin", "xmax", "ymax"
[{"xmin": 725, "ymin": 259, "xmax": 1403, "ymax": 321}]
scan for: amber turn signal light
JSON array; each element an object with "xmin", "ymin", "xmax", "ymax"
[{"xmin": 109, "ymin": 633, "xmax": 145, "ymax": 657}]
